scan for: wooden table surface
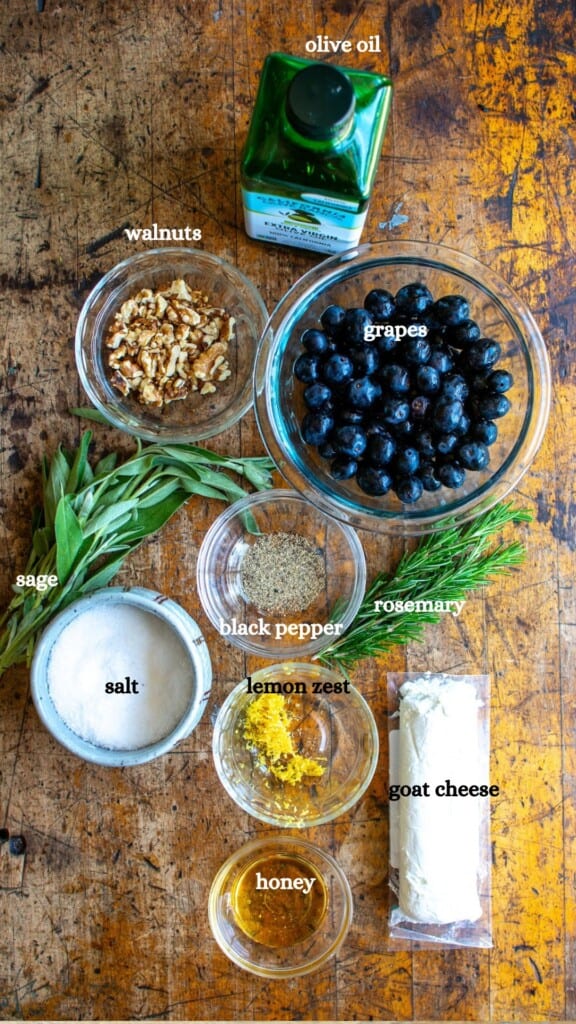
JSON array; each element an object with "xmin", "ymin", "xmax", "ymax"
[{"xmin": 1, "ymin": 0, "xmax": 574, "ymax": 1020}]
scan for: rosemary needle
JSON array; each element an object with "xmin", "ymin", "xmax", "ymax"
[{"xmin": 315, "ymin": 501, "xmax": 532, "ymax": 673}]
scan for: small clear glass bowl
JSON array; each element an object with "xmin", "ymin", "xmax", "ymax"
[
  {"xmin": 208, "ymin": 835, "xmax": 353, "ymax": 978},
  {"xmin": 30, "ymin": 587, "xmax": 212, "ymax": 766},
  {"xmin": 212, "ymin": 663, "xmax": 379, "ymax": 827},
  {"xmin": 254, "ymin": 240, "xmax": 551, "ymax": 535},
  {"xmin": 196, "ymin": 489, "xmax": 366, "ymax": 658},
  {"xmin": 75, "ymin": 248, "xmax": 268, "ymax": 442}
]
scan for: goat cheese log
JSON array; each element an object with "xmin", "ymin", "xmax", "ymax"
[{"xmin": 398, "ymin": 677, "xmax": 483, "ymax": 924}]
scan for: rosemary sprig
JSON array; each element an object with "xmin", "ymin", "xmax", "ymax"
[
  {"xmin": 0, "ymin": 430, "xmax": 275, "ymax": 676},
  {"xmin": 315, "ymin": 501, "xmax": 532, "ymax": 673}
]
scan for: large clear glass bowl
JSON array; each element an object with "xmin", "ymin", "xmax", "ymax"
[
  {"xmin": 254, "ymin": 241, "xmax": 551, "ymax": 535},
  {"xmin": 76, "ymin": 248, "xmax": 268, "ymax": 442}
]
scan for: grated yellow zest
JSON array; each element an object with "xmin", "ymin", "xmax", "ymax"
[{"xmin": 243, "ymin": 694, "xmax": 325, "ymax": 784}]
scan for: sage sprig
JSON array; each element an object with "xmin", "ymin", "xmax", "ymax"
[
  {"xmin": 0, "ymin": 430, "xmax": 275, "ymax": 675},
  {"xmin": 315, "ymin": 501, "xmax": 532, "ymax": 673}
]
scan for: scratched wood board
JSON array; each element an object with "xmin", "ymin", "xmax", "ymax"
[{"xmin": 0, "ymin": 0, "xmax": 574, "ymax": 1020}]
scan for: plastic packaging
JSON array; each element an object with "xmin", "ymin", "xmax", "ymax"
[{"xmin": 388, "ymin": 672, "xmax": 493, "ymax": 947}]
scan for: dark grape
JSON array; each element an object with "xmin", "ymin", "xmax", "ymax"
[{"xmin": 292, "ymin": 278, "xmax": 514, "ymax": 505}]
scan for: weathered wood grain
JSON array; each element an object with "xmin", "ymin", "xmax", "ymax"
[{"xmin": 1, "ymin": 0, "xmax": 574, "ymax": 1020}]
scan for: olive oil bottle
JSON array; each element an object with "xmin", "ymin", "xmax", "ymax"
[{"xmin": 241, "ymin": 52, "xmax": 393, "ymax": 255}]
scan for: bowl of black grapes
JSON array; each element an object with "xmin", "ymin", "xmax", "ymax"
[{"xmin": 254, "ymin": 241, "xmax": 551, "ymax": 535}]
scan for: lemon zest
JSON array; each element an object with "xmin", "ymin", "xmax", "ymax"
[{"xmin": 243, "ymin": 694, "xmax": 325, "ymax": 784}]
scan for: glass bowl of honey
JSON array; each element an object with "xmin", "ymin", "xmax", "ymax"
[
  {"xmin": 208, "ymin": 836, "xmax": 353, "ymax": 977},
  {"xmin": 212, "ymin": 662, "xmax": 379, "ymax": 827}
]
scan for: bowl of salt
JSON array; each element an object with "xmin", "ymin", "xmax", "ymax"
[{"xmin": 30, "ymin": 587, "xmax": 212, "ymax": 766}]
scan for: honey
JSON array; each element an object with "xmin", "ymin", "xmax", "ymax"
[{"xmin": 231, "ymin": 853, "xmax": 327, "ymax": 947}]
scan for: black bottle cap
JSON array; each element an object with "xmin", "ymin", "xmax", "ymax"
[{"xmin": 286, "ymin": 63, "xmax": 355, "ymax": 140}]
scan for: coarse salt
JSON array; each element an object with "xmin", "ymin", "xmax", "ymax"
[{"xmin": 47, "ymin": 603, "xmax": 195, "ymax": 750}]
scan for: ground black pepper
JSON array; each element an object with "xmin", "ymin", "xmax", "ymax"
[{"xmin": 240, "ymin": 532, "xmax": 326, "ymax": 615}]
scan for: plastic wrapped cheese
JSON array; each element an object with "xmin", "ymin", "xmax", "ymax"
[{"xmin": 396, "ymin": 676, "xmax": 483, "ymax": 925}]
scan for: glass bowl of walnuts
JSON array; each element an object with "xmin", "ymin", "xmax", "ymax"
[{"xmin": 75, "ymin": 248, "xmax": 268, "ymax": 442}]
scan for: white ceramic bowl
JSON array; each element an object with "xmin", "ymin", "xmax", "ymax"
[{"xmin": 30, "ymin": 587, "xmax": 212, "ymax": 766}]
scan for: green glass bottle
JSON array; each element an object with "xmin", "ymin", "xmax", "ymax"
[{"xmin": 241, "ymin": 53, "xmax": 393, "ymax": 255}]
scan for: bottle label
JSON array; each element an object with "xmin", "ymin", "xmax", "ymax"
[{"xmin": 242, "ymin": 188, "xmax": 367, "ymax": 254}]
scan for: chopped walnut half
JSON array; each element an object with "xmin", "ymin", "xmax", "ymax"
[{"xmin": 105, "ymin": 278, "xmax": 235, "ymax": 408}]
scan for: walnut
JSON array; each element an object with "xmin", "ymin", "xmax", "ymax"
[
  {"xmin": 219, "ymin": 317, "xmax": 236, "ymax": 343},
  {"xmin": 118, "ymin": 359, "xmax": 143, "ymax": 380},
  {"xmin": 168, "ymin": 279, "xmax": 193, "ymax": 301},
  {"xmin": 119, "ymin": 298, "xmax": 139, "ymax": 321},
  {"xmin": 139, "ymin": 351, "xmax": 158, "ymax": 378},
  {"xmin": 134, "ymin": 328, "xmax": 157, "ymax": 348},
  {"xmin": 154, "ymin": 294, "xmax": 168, "ymax": 318},
  {"xmin": 139, "ymin": 380, "xmax": 164, "ymax": 406},
  {"xmin": 104, "ymin": 279, "xmax": 234, "ymax": 408},
  {"xmin": 192, "ymin": 342, "xmax": 229, "ymax": 381},
  {"xmin": 164, "ymin": 378, "xmax": 190, "ymax": 401},
  {"xmin": 108, "ymin": 330, "xmax": 128, "ymax": 350},
  {"xmin": 164, "ymin": 345, "xmax": 181, "ymax": 378},
  {"xmin": 175, "ymin": 324, "xmax": 191, "ymax": 343},
  {"xmin": 111, "ymin": 370, "xmax": 130, "ymax": 396},
  {"xmin": 199, "ymin": 320, "xmax": 220, "ymax": 342}
]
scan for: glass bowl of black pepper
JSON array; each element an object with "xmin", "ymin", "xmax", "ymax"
[
  {"xmin": 254, "ymin": 241, "xmax": 551, "ymax": 535},
  {"xmin": 196, "ymin": 489, "xmax": 366, "ymax": 658}
]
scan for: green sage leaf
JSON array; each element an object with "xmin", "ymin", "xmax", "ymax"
[
  {"xmin": 88, "ymin": 481, "xmax": 135, "ymax": 510},
  {"xmin": 54, "ymin": 496, "xmax": 85, "ymax": 582},
  {"xmin": 78, "ymin": 555, "xmax": 129, "ymax": 594},
  {"xmin": 134, "ymin": 479, "xmax": 182, "ymax": 509},
  {"xmin": 94, "ymin": 452, "xmax": 118, "ymax": 478},
  {"xmin": 75, "ymin": 489, "xmax": 96, "ymax": 522},
  {"xmin": 117, "ymin": 491, "xmax": 188, "ymax": 543},
  {"xmin": 44, "ymin": 447, "xmax": 71, "ymax": 531},
  {"xmin": 180, "ymin": 481, "xmax": 227, "ymax": 499},
  {"xmin": 157, "ymin": 445, "xmax": 244, "ymax": 470},
  {"xmin": 66, "ymin": 431, "xmax": 94, "ymax": 494},
  {"xmin": 82, "ymin": 500, "xmax": 137, "ymax": 538},
  {"xmin": 32, "ymin": 526, "xmax": 53, "ymax": 558},
  {"xmin": 195, "ymin": 466, "xmax": 248, "ymax": 499},
  {"xmin": 242, "ymin": 461, "xmax": 275, "ymax": 489},
  {"xmin": 112, "ymin": 456, "xmax": 157, "ymax": 478},
  {"xmin": 69, "ymin": 407, "xmax": 110, "ymax": 425}
]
